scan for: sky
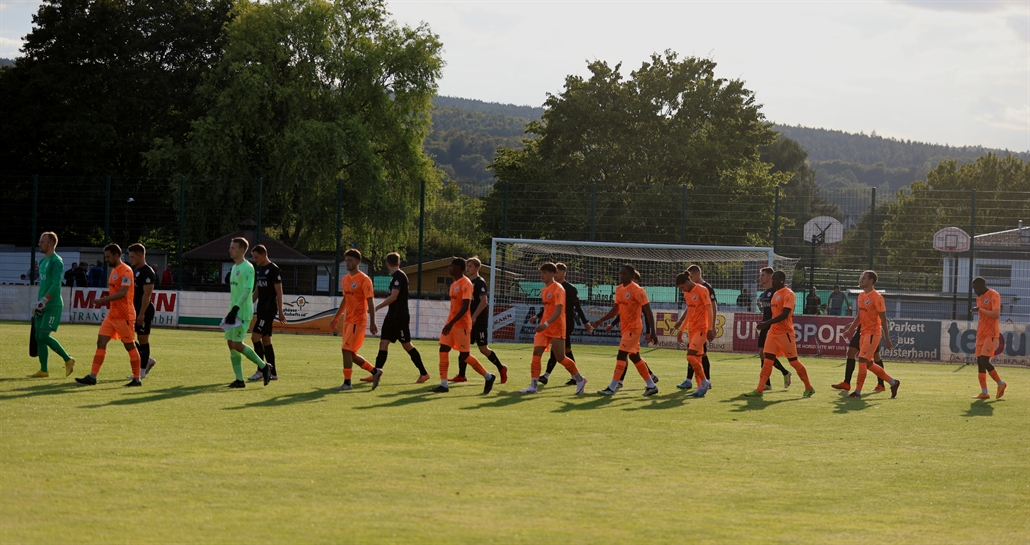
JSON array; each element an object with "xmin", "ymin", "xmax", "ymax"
[{"xmin": 2, "ymin": 0, "xmax": 1028, "ymax": 151}]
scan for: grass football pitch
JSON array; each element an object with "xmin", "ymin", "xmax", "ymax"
[{"xmin": 1, "ymin": 322, "xmax": 1027, "ymax": 544}]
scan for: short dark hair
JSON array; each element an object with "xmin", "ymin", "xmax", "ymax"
[
  {"xmin": 676, "ymin": 272, "xmax": 690, "ymax": 286},
  {"xmin": 863, "ymin": 270, "xmax": 878, "ymax": 284},
  {"xmin": 972, "ymin": 276, "xmax": 987, "ymax": 287},
  {"xmin": 760, "ymin": 266, "xmax": 774, "ymax": 275},
  {"xmin": 555, "ymin": 262, "xmax": 567, "ymax": 272},
  {"xmin": 450, "ymin": 257, "xmax": 466, "ymax": 271},
  {"xmin": 772, "ymin": 270, "xmax": 786, "ymax": 283},
  {"xmin": 231, "ymin": 237, "xmax": 249, "ymax": 252},
  {"xmin": 686, "ymin": 264, "xmax": 701, "ymax": 275},
  {"xmin": 104, "ymin": 243, "xmax": 122, "ymax": 255},
  {"xmin": 251, "ymin": 244, "xmax": 267, "ymax": 255},
  {"xmin": 128, "ymin": 243, "xmax": 145, "ymax": 254},
  {"xmin": 833, "ymin": 284, "xmax": 841, "ymax": 290},
  {"xmin": 344, "ymin": 249, "xmax": 362, "ymax": 261},
  {"xmin": 539, "ymin": 262, "xmax": 557, "ymax": 273},
  {"xmin": 386, "ymin": 252, "xmax": 401, "ymax": 267}
]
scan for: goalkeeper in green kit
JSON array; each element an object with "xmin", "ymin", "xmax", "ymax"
[
  {"xmin": 222, "ymin": 237, "xmax": 271, "ymax": 388},
  {"xmin": 31, "ymin": 231, "xmax": 75, "ymax": 378}
]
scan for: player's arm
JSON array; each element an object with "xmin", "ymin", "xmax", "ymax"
[
  {"xmin": 443, "ymin": 299, "xmax": 470, "ymax": 333},
  {"xmin": 536, "ymin": 303, "xmax": 564, "ymax": 333},
  {"xmin": 843, "ymin": 312, "xmax": 861, "ymax": 336},
  {"xmin": 330, "ymin": 299, "xmax": 346, "ymax": 330},
  {"xmin": 589, "ymin": 304, "xmax": 619, "ymax": 329},
  {"xmin": 469, "ymin": 293, "xmax": 489, "ymax": 323},
  {"xmin": 137, "ymin": 282, "xmax": 154, "ymax": 325},
  {"xmin": 879, "ymin": 310, "xmax": 893, "ymax": 350},
  {"xmin": 977, "ymin": 300, "xmax": 1001, "ymax": 319},
  {"xmin": 759, "ymin": 308, "xmax": 792, "ymax": 330},
  {"xmin": 275, "ymin": 283, "xmax": 286, "ymax": 324},
  {"xmin": 93, "ymin": 285, "xmax": 130, "ymax": 306},
  {"xmin": 705, "ymin": 297, "xmax": 716, "ymax": 341},
  {"xmin": 642, "ymin": 303, "xmax": 658, "ymax": 344},
  {"xmin": 367, "ymin": 296, "xmax": 377, "ymax": 335},
  {"xmin": 529, "ymin": 306, "xmax": 543, "ymax": 323},
  {"xmin": 374, "ymin": 289, "xmax": 400, "ymax": 311},
  {"xmin": 572, "ymin": 299, "xmax": 592, "ymax": 332}
]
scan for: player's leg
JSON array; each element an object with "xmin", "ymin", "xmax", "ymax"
[
  {"xmin": 475, "ymin": 325, "xmax": 506, "ymax": 380},
  {"xmin": 873, "ymin": 348, "xmax": 886, "ymax": 391},
  {"xmin": 75, "ymin": 331, "xmax": 112, "ymax": 385},
  {"xmin": 600, "ymin": 351, "xmax": 628, "ymax": 395},
  {"xmin": 521, "ymin": 342, "xmax": 548, "ymax": 393},
  {"xmin": 629, "ymin": 352, "xmax": 657, "ymax": 396},
  {"xmin": 432, "ymin": 343, "xmax": 452, "ymax": 392},
  {"xmin": 248, "ymin": 315, "xmax": 271, "ymax": 381},
  {"xmin": 851, "ymin": 334, "xmax": 896, "ymax": 398},
  {"xmin": 121, "ymin": 334, "xmax": 143, "ymax": 387},
  {"xmin": 34, "ymin": 309, "xmax": 73, "ymax": 377},
  {"xmin": 834, "ymin": 338, "xmax": 860, "ymax": 390},
  {"xmin": 401, "ymin": 337, "xmax": 429, "ymax": 383},
  {"xmin": 262, "ymin": 334, "xmax": 277, "ymax": 378},
  {"xmin": 561, "ymin": 334, "xmax": 578, "ymax": 386},
  {"xmin": 701, "ymin": 342, "xmax": 711, "ymax": 383},
  {"xmin": 975, "ymin": 336, "xmax": 1005, "ymax": 399},
  {"xmin": 552, "ymin": 337, "xmax": 586, "ymax": 394}
]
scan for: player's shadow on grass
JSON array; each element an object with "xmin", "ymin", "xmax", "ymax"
[
  {"xmin": 352, "ymin": 387, "xmax": 438, "ymax": 410},
  {"xmin": 460, "ymin": 390, "xmax": 537, "ymax": 410},
  {"xmin": 225, "ymin": 388, "xmax": 338, "ymax": 409},
  {"xmin": 962, "ymin": 399, "xmax": 996, "ymax": 417},
  {"xmin": 721, "ymin": 394, "xmax": 804, "ymax": 412},
  {"xmin": 622, "ymin": 394, "xmax": 688, "ymax": 411},
  {"xmin": 78, "ymin": 383, "xmax": 225, "ymax": 408},
  {"xmin": 551, "ymin": 396, "xmax": 622, "ymax": 413},
  {"xmin": 0, "ymin": 381, "xmax": 81, "ymax": 401},
  {"xmin": 832, "ymin": 394, "xmax": 876, "ymax": 414}
]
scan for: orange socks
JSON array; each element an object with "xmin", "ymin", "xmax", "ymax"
[
  {"xmin": 789, "ymin": 359, "xmax": 813, "ymax": 390},
  {"xmin": 559, "ymin": 357, "xmax": 579, "ymax": 376},
  {"xmin": 634, "ymin": 360, "xmax": 650, "ymax": 381},
  {"xmin": 464, "ymin": 356, "xmax": 487, "ymax": 376},
  {"xmin": 756, "ymin": 358, "xmax": 773, "ymax": 392},
  {"xmin": 439, "ymin": 352, "xmax": 450, "ymax": 380},
  {"xmin": 358, "ymin": 360, "xmax": 374, "ymax": 373},
  {"xmin": 613, "ymin": 360, "xmax": 627, "ymax": 381},
  {"xmin": 128, "ymin": 348, "xmax": 141, "ymax": 379},
  {"xmin": 531, "ymin": 355, "xmax": 542, "ymax": 379},
  {"xmin": 688, "ymin": 355, "xmax": 707, "ymax": 382},
  {"xmin": 343, "ymin": 368, "xmax": 353, "ymax": 380},
  {"xmin": 91, "ymin": 349, "xmax": 106, "ymax": 375},
  {"xmin": 989, "ymin": 369, "xmax": 1002, "ymax": 383},
  {"xmin": 978, "ymin": 373, "xmax": 988, "ymax": 388}
]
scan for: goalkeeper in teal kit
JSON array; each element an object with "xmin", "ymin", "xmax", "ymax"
[
  {"xmin": 31, "ymin": 231, "xmax": 75, "ymax": 378},
  {"xmin": 223, "ymin": 237, "xmax": 271, "ymax": 388}
]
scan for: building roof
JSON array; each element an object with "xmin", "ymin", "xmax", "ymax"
[
  {"xmin": 183, "ymin": 220, "xmax": 312, "ymax": 263},
  {"xmin": 973, "ymin": 225, "xmax": 1030, "ymax": 248}
]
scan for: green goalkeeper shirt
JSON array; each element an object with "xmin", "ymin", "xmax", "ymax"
[
  {"xmin": 228, "ymin": 260, "xmax": 255, "ymax": 321},
  {"xmin": 37, "ymin": 253, "xmax": 64, "ymax": 306}
]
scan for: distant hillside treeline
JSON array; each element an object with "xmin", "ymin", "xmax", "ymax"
[
  {"xmin": 0, "ymin": 58, "xmax": 14, "ymax": 68},
  {"xmin": 432, "ymin": 96, "xmax": 543, "ymax": 121}
]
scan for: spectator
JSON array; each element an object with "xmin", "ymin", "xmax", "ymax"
[
  {"xmin": 804, "ymin": 286, "xmax": 822, "ymax": 315},
  {"xmin": 28, "ymin": 263, "xmax": 39, "ymax": 284},
  {"xmin": 162, "ymin": 266, "xmax": 173, "ymax": 286},
  {"xmin": 736, "ymin": 288, "xmax": 753, "ymax": 311},
  {"xmin": 20, "ymin": 274, "xmax": 28, "ymax": 283},
  {"xmin": 825, "ymin": 284, "xmax": 851, "ymax": 316},
  {"xmin": 89, "ymin": 260, "xmax": 105, "ymax": 287},
  {"xmin": 64, "ymin": 262, "xmax": 78, "ymax": 286},
  {"xmin": 75, "ymin": 262, "xmax": 89, "ymax": 287}
]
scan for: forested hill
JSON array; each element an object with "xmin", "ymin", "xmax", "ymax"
[
  {"xmin": 432, "ymin": 96, "xmax": 543, "ymax": 122},
  {"xmin": 0, "ymin": 58, "xmax": 14, "ymax": 68}
]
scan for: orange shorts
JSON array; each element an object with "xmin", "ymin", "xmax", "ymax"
[
  {"xmin": 99, "ymin": 316, "xmax": 135, "ymax": 343},
  {"xmin": 858, "ymin": 332, "xmax": 881, "ymax": 362},
  {"xmin": 687, "ymin": 329, "xmax": 708, "ymax": 354},
  {"xmin": 440, "ymin": 326, "xmax": 471, "ymax": 353},
  {"xmin": 533, "ymin": 332, "xmax": 559, "ymax": 348},
  {"xmin": 619, "ymin": 328, "xmax": 641, "ymax": 353},
  {"xmin": 975, "ymin": 335, "xmax": 999, "ymax": 358},
  {"xmin": 341, "ymin": 323, "xmax": 366, "ymax": 353},
  {"xmin": 762, "ymin": 331, "xmax": 797, "ymax": 360}
]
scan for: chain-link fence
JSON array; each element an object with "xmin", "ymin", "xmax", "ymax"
[{"xmin": 2, "ymin": 175, "xmax": 1028, "ymax": 323}]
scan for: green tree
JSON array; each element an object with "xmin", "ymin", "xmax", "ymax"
[
  {"xmin": 484, "ymin": 51, "xmax": 788, "ymax": 246},
  {"xmin": 145, "ymin": 0, "xmax": 443, "ymax": 254},
  {"xmin": 881, "ymin": 153, "xmax": 1030, "ymax": 275},
  {"xmin": 0, "ymin": 0, "xmax": 232, "ymax": 176}
]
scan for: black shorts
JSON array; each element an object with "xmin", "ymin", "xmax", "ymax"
[
  {"xmin": 381, "ymin": 318, "xmax": 411, "ymax": 344},
  {"xmin": 134, "ymin": 305, "xmax": 154, "ymax": 335},
  {"xmin": 253, "ymin": 311, "xmax": 277, "ymax": 337},
  {"xmin": 849, "ymin": 328, "xmax": 862, "ymax": 350},
  {"xmin": 757, "ymin": 328, "xmax": 768, "ymax": 351},
  {"xmin": 472, "ymin": 322, "xmax": 489, "ymax": 346}
]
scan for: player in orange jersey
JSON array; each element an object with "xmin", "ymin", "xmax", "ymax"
[
  {"xmin": 74, "ymin": 244, "xmax": 143, "ymax": 387},
  {"xmin": 431, "ymin": 258, "xmax": 496, "ymax": 394},
  {"xmin": 842, "ymin": 270, "xmax": 900, "ymax": 399},
  {"xmin": 590, "ymin": 264, "xmax": 658, "ymax": 396},
  {"xmin": 971, "ymin": 277, "xmax": 1006, "ymax": 399},
  {"xmin": 519, "ymin": 262, "xmax": 587, "ymax": 394},
  {"xmin": 744, "ymin": 271, "xmax": 815, "ymax": 398},
  {"xmin": 672, "ymin": 270, "xmax": 713, "ymax": 397},
  {"xmin": 330, "ymin": 249, "xmax": 383, "ymax": 391}
]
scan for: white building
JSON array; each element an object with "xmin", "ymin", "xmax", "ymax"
[{"xmin": 944, "ymin": 223, "xmax": 1030, "ymax": 321}]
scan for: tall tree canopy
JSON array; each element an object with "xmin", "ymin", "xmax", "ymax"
[
  {"xmin": 145, "ymin": 0, "xmax": 444, "ymax": 253},
  {"xmin": 0, "ymin": 0, "xmax": 232, "ymax": 176},
  {"xmin": 484, "ymin": 51, "xmax": 788, "ymax": 245}
]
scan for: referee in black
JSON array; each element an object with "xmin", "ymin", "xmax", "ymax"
[
  {"xmin": 128, "ymin": 243, "xmax": 158, "ymax": 378},
  {"xmin": 248, "ymin": 244, "xmax": 286, "ymax": 381}
]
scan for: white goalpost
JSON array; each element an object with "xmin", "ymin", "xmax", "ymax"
[{"xmin": 487, "ymin": 238, "xmax": 800, "ymax": 346}]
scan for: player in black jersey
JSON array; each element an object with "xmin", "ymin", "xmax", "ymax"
[
  {"xmin": 754, "ymin": 266, "xmax": 792, "ymax": 390},
  {"xmin": 450, "ymin": 257, "xmax": 508, "ymax": 384},
  {"xmin": 370, "ymin": 252, "xmax": 429, "ymax": 382},
  {"xmin": 247, "ymin": 245, "xmax": 286, "ymax": 381},
  {"xmin": 534, "ymin": 262, "xmax": 593, "ymax": 386},
  {"xmin": 678, "ymin": 265, "xmax": 718, "ymax": 390},
  {"xmin": 127, "ymin": 243, "xmax": 158, "ymax": 378}
]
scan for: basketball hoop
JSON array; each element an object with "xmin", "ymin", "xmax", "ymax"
[{"xmin": 933, "ymin": 227, "xmax": 970, "ymax": 253}]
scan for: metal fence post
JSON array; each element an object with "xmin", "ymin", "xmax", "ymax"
[
  {"xmin": 967, "ymin": 189, "xmax": 976, "ymax": 319},
  {"xmin": 256, "ymin": 177, "xmax": 263, "ymax": 244},
  {"xmin": 501, "ymin": 180, "xmax": 509, "ymax": 238},
  {"xmin": 177, "ymin": 177, "xmax": 185, "ymax": 290},
  {"xmin": 30, "ymin": 174, "xmax": 38, "ymax": 283},
  {"xmin": 589, "ymin": 182, "xmax": 597, "ymax": 241},
  {"xmin": 772, "ymin": 185, "xmax": 779, "ymax": 252},
  {"xmin": 680, "ymin": 184, "xmax": 687, "ymax": 244},
  {"xmin": 417, "ymin": 179, "xmax": 426, "ymax": 299},
  {"xmin": 333, "ymin": 178, "xmax": 342, "ymax": 297},
  {"xmin": 868, "ymin": 187, "xmax": 876, "ymax": 270},
  {"xmin": 104, "ymin": 175, "xmax": 112, "ymax": 246}
]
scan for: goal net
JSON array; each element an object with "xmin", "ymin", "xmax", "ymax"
[{"xmin": 487, "ymin": 238, "xmax": 801, "ymax": 349}]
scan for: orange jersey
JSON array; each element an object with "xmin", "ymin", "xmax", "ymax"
[
  {"xmin": 856, "ymin": 289, "xmax": 886, "ymax": 333},
  {"xmin": 106, "ymin": 262, "xmax": 136, "ymax": 320},
  {"xmin": 768, "ymin": 288, "xmax": 795, "ymax": 335},
  {"xmin": 976, "ymin": 289, "xmax": 1001, "ymax": 338},
  {"xmin": 447, "ymin": 276, "xmax": 474, "ymax": 329},
  {"xmin": 616, "ymin": 282, "xmax": 649, "ymax": 331},
  {"xmin": 341, "ymin": 271, "xmax": 374, "ymax": 325},
  {"xmin": 682, "ymin": 283, "xmax": 712, "ymax": 333},
  {"xmin": 539, "ymin": 281, "xmax": 567, "ymax": 337}
]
